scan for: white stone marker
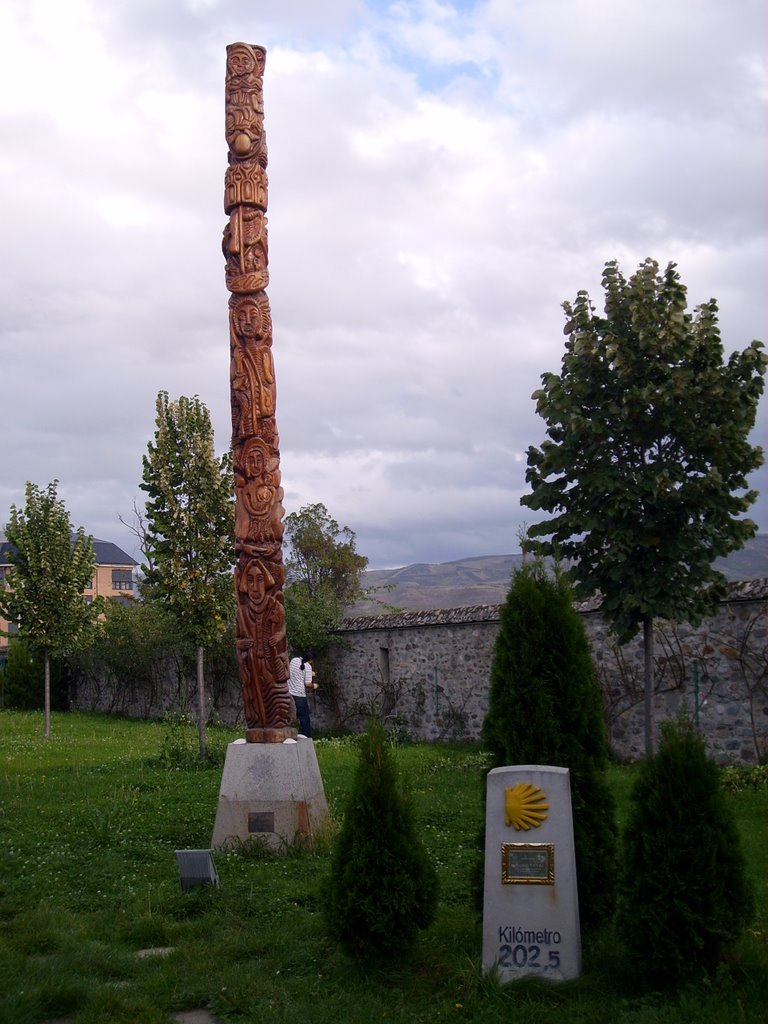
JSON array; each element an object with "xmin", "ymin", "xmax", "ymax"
[
  {"xmin": 211, "ymin": 739, "xmax": 328, "ymax": 852},
  {"xmin": 482, "ymin": 765, "xmax": 581, "ymax": 982}
]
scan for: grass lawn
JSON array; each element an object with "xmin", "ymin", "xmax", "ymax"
[{"xmin": 1, "ymin": 710, "xmax": 766, "ymax": 1024}]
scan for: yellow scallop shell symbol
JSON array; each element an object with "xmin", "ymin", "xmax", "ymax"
[{"xmin": 504, "ymin": 783, "xmax": 549, "ymax": 831}]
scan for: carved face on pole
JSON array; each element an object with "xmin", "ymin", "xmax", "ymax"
[
  {"xmin": 227, "ymin": 43, "xmax": 261, "ymax": 81},
  {"xmin": 231, "ymin": 295, "xmax": 270, "ymax": 344},
  {"xmin": 235, "ymin": 437, "xmax": 283, "ymax": 543},
  {"xmin": 225, "ymin": 43, "xmax": 266, "ymax": 162},
  {"xmin": 245, "ymin": 439, "xmax": 266, "ymax": 481},
  {"xmin": 239, "ymin": 555, "xmax": 273, "ymax": 610}
]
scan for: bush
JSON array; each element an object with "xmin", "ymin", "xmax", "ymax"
[
  {"xmin": 616, "ymin": 717, "xmax": 754, "ymax": 989},
  {"xmin": 325, "ymin": 717, "xmax": 438, "ymax": 960},
  {"xmin": 481, "ymin": 562, "xmax": 618, "ymax": 931},
  {"xmin": 155, "ymin": 712, "xmax": 226, "ymax": 769},
  {"xmin": 1, "ymin": 637, "xmax": 69, "ymax": 711},
  {"xmin": 721, "ymin": 763, "xmax": 768, "ymax": 792},
  {"xmin": 81, "ymin": 600, "xmax": 191, "ymax": 712}
]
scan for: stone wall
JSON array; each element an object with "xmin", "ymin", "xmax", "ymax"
[
  {"xmin": 314, "ymin": 580, "xmax": 768, "ymax": 764},
  {"xmin": 316, "ymin": 606, "xmax": 501, "ymax": 743},
  {"xmin": 71, "ymin": 580, "xmax": 768, "ymax": 764}
]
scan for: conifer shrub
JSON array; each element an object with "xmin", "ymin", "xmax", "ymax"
[
  {"xmin": 481, "ymin": 563, "xmax": 618, "ymax": 931},
  {"xmin": 325, "ymin": 717, "xmax": 438, "ymax": 960},
  {"xmin": 616, "ymin": 717, "xmax": 754, "ymax": 989}
]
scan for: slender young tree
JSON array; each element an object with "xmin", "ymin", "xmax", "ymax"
[
  {"xmin": 523, "ymin": 259, "xmax": 766, "ymax": 754},
  {"xmin": 140, "ymin": 392, "xmax": 235, "ymax": 759},
  {"xmin": 283, "ymin": 502, "xmax": 368, "ymax": 657},
  {"xmin": 1, "ymin": 480, "xmax": 98, "ymax": 737}
]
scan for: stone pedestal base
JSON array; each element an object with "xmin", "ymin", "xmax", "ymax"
[{"xmin": 211, "ymin": 739, "xmax": 328, "ymax": 852}]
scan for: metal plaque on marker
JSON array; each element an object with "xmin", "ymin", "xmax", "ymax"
[
  {"xmin": 501, "ymin": 843, "xmax": 555, "ymax": 885},
  {"xmin": 248, "ymin": 811, "xmax": 275, "ymax": 833}
]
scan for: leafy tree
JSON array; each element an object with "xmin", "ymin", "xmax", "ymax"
[
  {"xmin": 118, "ymin": 498, "xmax": 155, "ymax": 577},
  {"xmin": 283, "ymin": 582, "xmax": 341, "ymax": 661},
  {"xmin": 523, "ymin": 259, "xmax": 766, "ymax": 754},
  {"xmin": 617, "ymin": 716, "xmax": 754, "ymax": 989},
  {"xmin": 482, "ymin": 562, "xmax": 618, "ymax": 931},
  {"xmin": 325, "ymin": 717, "xmax": 438, "ymax": 960},
  {"xmin": 0, "ymin": 481, "xmax": 98, "ymax": 736},
  {"xmin": 140, "ymin": 392, "xmax": 235, "ymax": 759},
  {"xmin": 284, "ymin": 502, "xmax": 368, "ymax": 657},
  {"xmin": 80, "ymin": 599, "xmax": 192, "ymax": 716}
]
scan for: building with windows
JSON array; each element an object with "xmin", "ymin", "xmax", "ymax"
[{"xmin": 0, "ymin": 534, "xmax": 136, "ymax": 657}]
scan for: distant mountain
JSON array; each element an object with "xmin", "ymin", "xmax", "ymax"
[
  {"xmin": 351, "ymin": 535, "xmax": 768, "ymax": 615},
  {"xmin": 712, "ymin": 535, "xmax": 768, "ymax": 582}
]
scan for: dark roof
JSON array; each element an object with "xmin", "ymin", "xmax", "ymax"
[
  {"xmin": 92, "ymin": 539, "xmax": 136, "ymax": 566},
  {"xmin": 0, "ymin": 536, "xmax": 136, "ymax": 567},
  {"xmin": 341, "ymin": 604, "xmax": 503, "ymax": 631}
]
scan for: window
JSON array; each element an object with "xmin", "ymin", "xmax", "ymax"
[
  {"xmin": 111, "ymin": 569, "xmax": 133, "ymax": 592},
  {"xmin": 378, "ymin": 646, "xmax": 391, "ymax": 688}
]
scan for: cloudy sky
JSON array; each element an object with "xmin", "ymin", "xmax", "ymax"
[{"xmin": 1, "ymin": 0, "xmax": 766, "ymax": 570}]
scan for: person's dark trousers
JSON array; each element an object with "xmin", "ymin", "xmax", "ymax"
[{"xmin": 293, "ymin": 695, "xmax": 312, "ymax": 738}]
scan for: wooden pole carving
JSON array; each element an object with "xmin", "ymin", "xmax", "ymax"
[{"xmin": 224, "ymin": 42, "xmax": 296, "ymax": 743}]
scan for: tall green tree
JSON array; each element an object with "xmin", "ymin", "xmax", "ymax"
[
  {"xmin": 0, "ymin": 481, "xmax": 98, "ymax": 737},
  {"xmin": 140, "ymin": 392, "xmax": 235, "ymax": 759},
  {"xmin": 523, "ymin": 258, "xmax": 766, "ymax": 754},
  {"xmin": 482, "ymin": 562, "xmax": 618, "ymax": 931},
  {"xmin": 284, "ymin": 502, "xmax": 368, "ymax": 657}
]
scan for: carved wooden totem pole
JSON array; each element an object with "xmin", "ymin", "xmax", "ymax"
[{"xmin": 224, "ymin": 42, "xmax": 296, "ymax": 743}]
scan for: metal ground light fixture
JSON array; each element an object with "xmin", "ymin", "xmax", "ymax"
[{"xmin": 175, "ymin": 849, "xmax": 220, "ymax": 892}]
